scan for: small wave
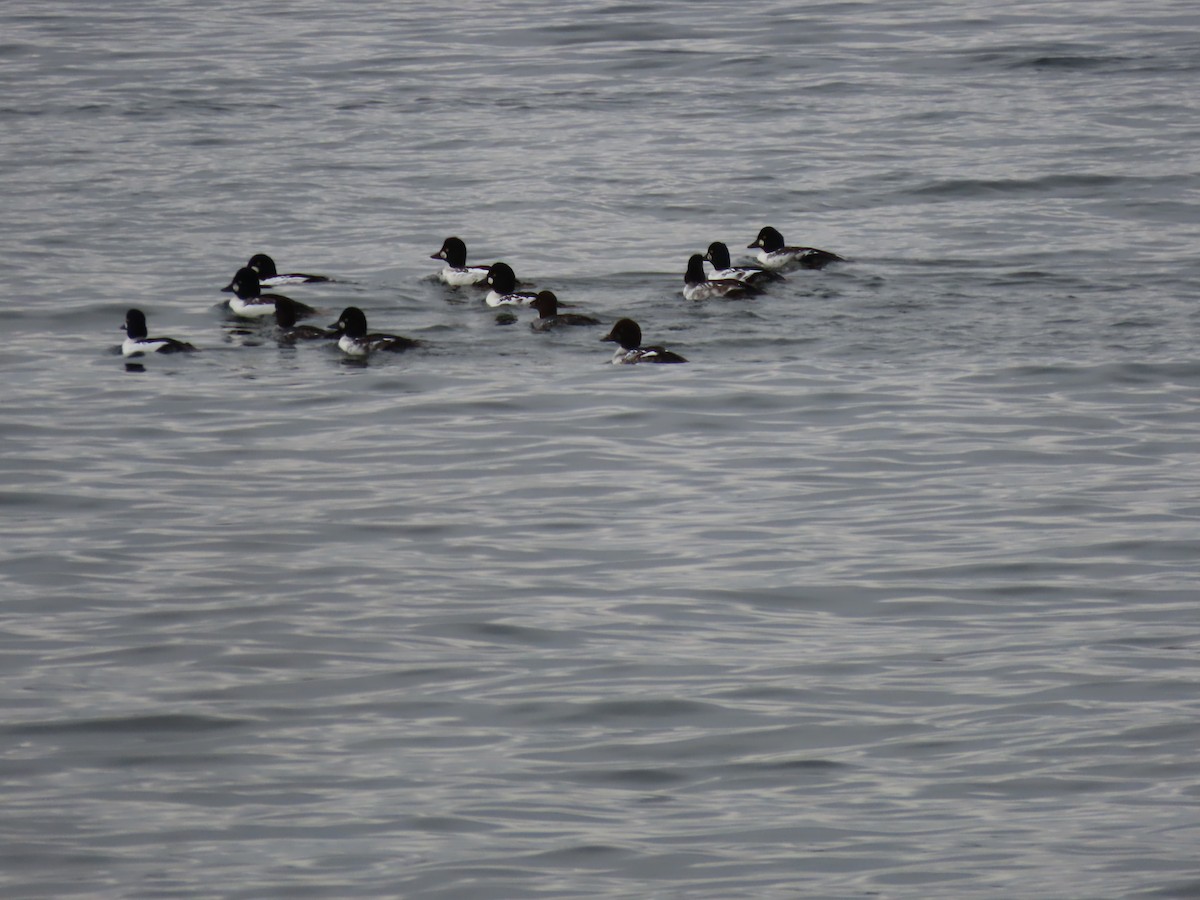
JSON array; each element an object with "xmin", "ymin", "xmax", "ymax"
[
  {"xmin": 1015, "ymin": 54, "xmax": 1131, "ymax": 71},
  {"xmin": 6, "ymin": 713, "xmax": 249, "ymax": 737},
  {"xmin": 957, "ymin": 45, "xmax": 1137, "ymax": 73},
  {"xmin": 907, "ymin": 172, "xmax": 1156, "ymax": 200}
]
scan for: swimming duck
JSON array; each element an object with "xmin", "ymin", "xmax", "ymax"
[
  {"xmin": 430, "ymin": 236, "xmax": 494, "ymax": 286},
  {"xmin": 275, "ymin": 297, "xmax": 335, "ymax": 341},
  {"xmin": 703, "ymin": 241, "xmax": 785, "ymax": 286},
  {"xmin": 530, "ymin": 291, "xmax": 600, "ymax": 331},
  {"xmin": 601, "ymin": 318, "xmax": 686, "ymax": 364},
  {"xmin": 683, "ymin": 254, "xmax": 761, "ymax": 300},
  {"xmin": 222, "ymin": 267, "xmax": 316, "ymax": 319},
  {"xmin": 484, "ymin": 262, "xmax": 538, "ymax": 307},
  {"xmin": 245, "ymin": 253, "xmax": 329, "ymax": 286},
  {"xmin": 121, "ymin": 309, "xmax": 196, "ymax": 357},
  {"xmin": 747, "ymin": 226, "xmax": 843, "ymax": 270},
  {"xmin": 328, "ymin": 306, "xmax": 422, "ymax": 357}
]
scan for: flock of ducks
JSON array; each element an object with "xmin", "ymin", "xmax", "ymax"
[{"xmin": 120, "ymin": 226, "xmax": 843, "ymax": 366}]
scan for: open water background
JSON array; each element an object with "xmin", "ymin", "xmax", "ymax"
[{"xmin": 2, "ymin": 2, "xmax": 1200, "ymax": 897}]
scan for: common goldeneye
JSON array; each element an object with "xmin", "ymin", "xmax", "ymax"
[
  {"xmin": 121, "ymin": 309, "xmax": 196, "ymax": 357},
  {"xmin": 683, "ymin": 254, "xmax": 762, "ymax": 300},
  {"xmin": 328, "ymin": 306, "xmax": 422, "ymax": 358},
  {"xmin": 747, "ymin": 226, "xmax": 843, "ymax": 270},
  {"xmin": 430, "ymin": 237, "xmax": 493, "ymax": 287},
  {"xmin": 275, "ymin": 297, "xmax": 335, "ymax": 341},
  {"xmin": 484, "ymin": 262, "xmax": 538, "ymax": 307},
  {"xmin": 601, "ymin": 318, "xmax": 686, "ymax": 365},
  {"xmin": 703, "ymin": 241, "xmax": 785, "ymax": 286},
  {"xmin": 246, "ymin": 253, "xmax": 329, "ymax": 286},
  {"xmin": 530, "ymin": 291, "xmax": 600, "ymax": 331},
  {"xmin": 222, "ymin": 267, "xmax": 317, "ymax": 319}
]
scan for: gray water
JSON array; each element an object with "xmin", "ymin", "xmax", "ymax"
[{"xmin": 3, "ymin": 2, "xmax": 1200, "ymax": 897}]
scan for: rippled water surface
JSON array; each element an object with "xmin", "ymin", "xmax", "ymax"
[{"xmin": 3, "ymin": 2, "xmax": 1200, "ymax": 897}]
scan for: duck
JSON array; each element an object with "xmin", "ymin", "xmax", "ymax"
[
  {"xmin": 601, "ymin": 318, "xmax": 686, "ymax": 365},
  {"xmin": 328, "ymin": 306, "xmax": 422, "ymax": 357},
  {"xmin": 222, "ymin": 267, "xmax": 316, "ymax": 319},
  {"xmin": 703, "ymin": 241, "xmax": 785, "ymax": 286},
  {"xmin": 530, "ymin": 291, "xmax": 600, "ymax": 331},
  {"xmin": 747, "ymin": 226, "xmax": 843, "ymax": 270},
  {"xmin": 275, "ymin": 297, "xmax": 336, "ymax": 341},
  {"xmin": 245, "ymin": 253, "xmax": 329, "ymax": 286},
  {"xmin": 483, "ymin": 262, "xmax": 539, "ymax": 307},
  {"xmin": 683, "ymin": 254, "xmax": 762, "ymax": 300},
  {"xmin": 121, "ymin": 309, "xmax": 196, "ymax": 357},
  {"xmin": 430, "ymin": 236, "xmax": 493, "ymax": 286}
]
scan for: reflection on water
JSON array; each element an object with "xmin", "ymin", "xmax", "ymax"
[{"xmin": 1, "ymin": 1, "xmax": 1198, "ymax": 897}]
